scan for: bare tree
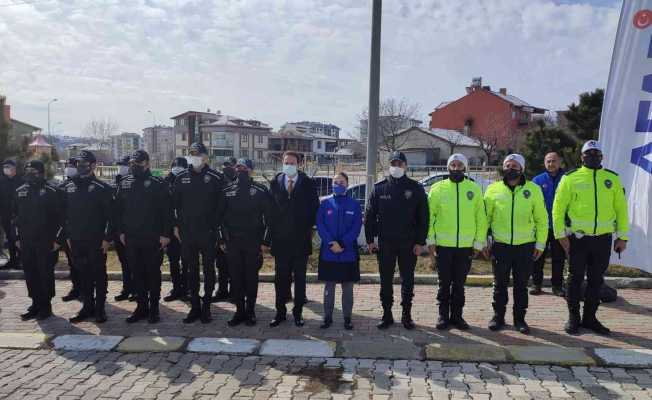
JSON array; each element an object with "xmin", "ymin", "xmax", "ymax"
[
  {"xmin": 464, "ymin": 113, "xmax": 513, "ymax": 165},
  {"xmin": 437, "ymin": 129, "xmax": 466, "ymax": 159},
  {"xmin": 83, "ymin": 117, "xmax": 119, "ymax": 150},
  {"xmin": 360, "ymin": 98, "xmax": 421, "ymax": 154}
]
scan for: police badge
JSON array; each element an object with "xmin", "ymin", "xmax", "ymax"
[
  {"xmin": 144, "ymin": 180, "xmax": 151, "ymax": 188},
  {"xmin": 467, "ymin": 191, "xmax": 474, "ymax": 200},
  {"xmin": 204, "ymin": 175, "xmax": 211, "ymax": 183},
  {"xmin": 88, "ymin": 184, "xmax": 95, "ymax": 192},
  {"xmin": 39, "ymin": 188, "xmax": 46, "ymax": 196},
  {"xmin": 250, "ymin": 187, "xmax": 256, "ymax": 196},
  {"xmin": 523, "ymin": 189, "xmax": 531, "ymax": 199},
  {"xmin": 604, "ymin": 179, "xmax": 612, "ymax": 189},
  {"xmin": 404, "ymin": 190, "xmax": 412, "ymax": 199}
]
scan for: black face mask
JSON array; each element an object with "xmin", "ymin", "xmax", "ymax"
[
  {"xmin": 223, "ymin": 167, "xmax": 236, "ymax": 180},
  {"xmin": 130, "ymin": 165, "xmax": 146, "ymax": 178},
  {"xmin": 503, "ymin": 168, "xmax": 522, "ymax": 181},
  {"xmin": 24, "ymin": 173, "xmax": 44, "ymax": 185},
  {"xmin": 583, "ymin": 154, "xmax": 602, "ymax": 169},
  {"xmin": 77, "ymin": 164, "xmax": 92, "ymax": 177},
  {"xmin": 449, "ymin": 170, "xmax": 465, "ymax": 183},
  {"xmin": 236, "ymin": 171, "xmax": 249, "ymax": 182}
]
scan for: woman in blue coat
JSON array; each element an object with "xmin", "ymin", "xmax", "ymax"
[{"xmin": 316, "ymin": 172, "xmax": 362, "ymax": 330}]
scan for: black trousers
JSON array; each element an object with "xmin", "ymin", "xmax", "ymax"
[
  {"xmin": 49, "ymin": 242, "xmax": 80, "ymax": 295},
  {"xmin": 70, "ymin": 240, "xmax": 107, "ymax": 310},
  {"xmin": 114, "ymin": 239, "xmax": 132, "ymax": 295},
  {"xmin": 166, "ymin": 237, "xmax": 187, "ymax": 295},
  {"xmin": 126, "ymin": 238, "xmax": 163, "ymax": 307},
  {"xmin": 436, "ymin": 246, "xmax": 472, "ymax": 319},
  {"xmin": 215, "ymin": 246, "xmax": 230, "ymax": 294},
  {"xmin": 1, "ymin": 218, "xmax": 19, "ymax": 267},
  {"xmin": 182, "ymin": 235, "xmax": 216, "ymax": 307},
  {"xmin": 532, "ymin": 229, "xmax": 566, "ymax": 288},
  {"xmin": 274, "ymin": 250, "xmax": 308, "ymax": 316},
  {"xmin": 227, "ymin": 239, "xmax": 261, "ymax": 316},
  {"xmin": 567, "ymin": 234, "xmax": 612, "ymax": 311},
  {"xmin": 378, "ymin": 239, "xmax": 416, "ymax": 309},
  {"xmin": 491, "ymin": 242, "xmax": 535, "ymax": 317},
  {"xmin": 22, "ymin": 240, "xmax": 56, "ymax": 307}
]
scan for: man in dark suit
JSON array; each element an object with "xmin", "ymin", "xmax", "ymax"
[{"xmin": 268, "ymin": 151, "xmax": 319, "ymax": 327}]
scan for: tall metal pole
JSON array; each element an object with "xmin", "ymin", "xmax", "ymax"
[
  {"xmin": 365, "ymin": 0, "xmax": 382, "ymax": 207},
  {"xmin": 47, "ymin": 98, "xmax": 58, "ymax": 136}
]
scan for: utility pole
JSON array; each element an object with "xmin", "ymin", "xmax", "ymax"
[
  {"xmin": 47, "ymin": 98, "xmax": 58, "ymax": 136},
  {"xmin": 365, "ymin": 0, "xmax": 382, "ymax": 208}
]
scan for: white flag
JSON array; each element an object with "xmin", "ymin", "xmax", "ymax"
[{"xmin": 600, "ymin": 1, "xmax": 652, "ymax": 272}]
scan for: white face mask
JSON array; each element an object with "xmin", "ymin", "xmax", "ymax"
[
  {"xmin": 171, "ymin": 166, "xmax": 185, "ymax": 175},
  {"xmin": 64, "ymin": 167, "xmax": 78, "ymax": 178},
  {"xmin": 118, "ymin": 166, "xmax": 129, "ymax": 176},
  {"xmin": 283, "ymin": 164, "xmax": 297, "ymax": 177},
  {"xmin": 389, "ymin": 166, "xmax": 405, "ymax": 179},
  {"xmin": 186, "ymin": 156, "xmax": 204, "ymax": 169}
]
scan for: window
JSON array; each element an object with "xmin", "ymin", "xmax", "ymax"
[
  {"xmin": 257, "ymin": 150, "xmax": 263, "ymax": 160},
  {"xmin": 257, "ymin": 135, "xmax": 263, "ymax": 144},
  {"xmin": 241, "ymin": 134, "xmax": 248, "ymax": 144},
  {"xmin": 182, "ymin": 132, "xmax": 187, "ymax": 141},
  {"xmin": 241, "ymin": 149, "xmax": 249, "ymax": 158},
  {"xmin": 317, "ymin": 141, "xmax": 322, "ymax": 149}
]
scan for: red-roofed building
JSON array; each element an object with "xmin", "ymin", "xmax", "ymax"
[
  {"xmin": 429, "ymin": 78, "xmax": 546, "ymax": 152},
  {"xmin": 28, "ymin": 133, "xmax": 53, "ymax": 158}
]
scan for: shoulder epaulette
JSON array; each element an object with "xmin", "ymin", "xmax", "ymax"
[
  {"xmin": 16, "ymin": 183, "xmax": 29, "ymax": 192},
  {"xmin": 149, "ymin": 176, "xmax": 164, "ymax": 183},
  {"xmin": 252, "ymin": 181, "xmax": 269, "ymax": 192},
  {"xmin": 603, "ymin": 168, "xmax": 619, "ymax": 176},
  {"xmin": 206, "ymin": 170, "xmax": 222, "ymax": 180}
]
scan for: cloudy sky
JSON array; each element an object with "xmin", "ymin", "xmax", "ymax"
[{"xmin": 0, "ymin": 0, "xmax": 621, "ymax": 138}]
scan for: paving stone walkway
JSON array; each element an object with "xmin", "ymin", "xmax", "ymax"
[{"xmin": 1, "ymin": 348, "xmax": 652, "ymax": 399}]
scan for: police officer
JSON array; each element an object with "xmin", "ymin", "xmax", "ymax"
[
  {"xmin": 58, "ymin": 158, "xmax": 82, "ymax": 302},
  {"xmin": 114, "ymin": 156, "xmax": 134, "ymax": 302},
  {"xmin": 211, "ymin": 158, "xmax": 236, "ymax": 302},
  {"xmin": 163, "ymin": 157, "xmax": 189, "ymax": 302},
  {"xmin": 11, "ymin": 160, "xmax": 62, "ymax": 320},
  {"xmin": 172, "ymin": 142, "xmax": 224, "ymax": 323},
  {"xmin": 115, "ymin": 150, "xmax": 172, "ymax": 323},
  {"xmin": 484, "ymin": 154, "xmax": 548, "ymax": 334},
  {"xmin": 1, "ymin": 159, "xmax": 24, "ymax": 269},
  {"xmin": 219, "ymin": 159, "xmax": 272, "ymax": 326},
  {"xmin": 531, "ymin": 152, "xmax": 567, "ymax": 296},
  {"xmin": 553, "ymin": 141, "xmax": 628, "ymax": 335},
  {"xmin": 59, "ymin": 150, "xmax": 114, "ymax": 323},
  {"xmin": 427, "ymin": 154, "xmax": 488, "ymax": 330},
  {"xmin": 365, "ymin": 151, "xmax": 429, "ymax": 330}
]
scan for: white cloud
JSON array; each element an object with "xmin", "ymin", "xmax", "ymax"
[{"xmin": 0, "ymin": 0, "xmax": 619, "ymax": 137}]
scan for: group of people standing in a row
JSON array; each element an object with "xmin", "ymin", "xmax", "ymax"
[{"xmin": 3, "ymin": 138, "xmax": 628, "ymax": 335}]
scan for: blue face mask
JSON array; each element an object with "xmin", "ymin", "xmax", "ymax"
[{"xmin": 333, "ymin": 183, "xmax": 347, "ymax": 196}]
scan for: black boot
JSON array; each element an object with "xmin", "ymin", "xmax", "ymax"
[
  {"xmin": 95, "ymin": 300, "xmax": 107, "ymax": 323},
  {"xmin": 513, "ymin": 310, "xmax": 530, "ymax": 334},
  {"xmin": 581, "ymin": 303, "xmax": 610, "ymax": 335},
  {"xmin": 436, "ymin": 304, "xmax": 450, "ymax": 330},
  {"xmin": 148, "ymin": 299, "xmax": 160, "ymax": 324},
  {"xmin": 450, "ymin": 308, "xmax": 469, "ymax": 330},
  {"xmin": 62, "ymin": 290, "xmax": 80, "ymax": 302},
  {"xmin": 163, "ymin": 290, "xmax": 182, "ymax": 302},
  {"xmin": 320, "ymin": 317, "xmax": 333, "ymax": 329},
  {"xmin": 183, "ymin": 307, "xmax": 201, "ymax": 324},
  {"xmin": 114, "ymin": 292, "xmax": 130, "ymax": 302},
  {"xmin": 488, "ymin": 313, "xmax": 505, "ymax": 331},
  {"xmin": 293, "ymin": 307, "xmax": 304, "ymax": 327},
  {"xmin": 228, "ymin": 302, "xmax": 247, "ymax": 327},
  {"xmin": 245, "ymin": 300, "xmax": 256, "ymax": 326},
  {"xmin": 69, "ymin": 302, "xmax": 95, "ymax": 323},
  {"xmin": 20, "ymin": 302, "xmax": 39, "ymax": 321},
  {"xmin": 377, "ymin": 307, "xmax": 394, "ymax": 330},
  {"xmin": 126, "ymin": 301, "xmax": 148, "ymax": 323},
  {"xmin": 269, "ymin": 312, "xmax": 287, "ymax": 327},
  {"xmin": 401, "ymin": 306, "xmax": 415, "ymax": 330},
  {"xmin": 344, "ymin": 317, "xmax": 353, "ymax": 330},
  {"xmin": 200, "ymin": 299, "xmax": 212, "ymax": 324},
  {"xmin": 212, "ymin": 289, "xmax": 230, "ymax": 303},
  {"xmin": 564, "ymin": 305, "xmax": 581, "ymax": 334}
]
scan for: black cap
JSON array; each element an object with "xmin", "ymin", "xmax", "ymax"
[
  {"xmin": 171, "ymin": 157, "xmax": 188, "ymax": 168},
  {"xmin": 130, "ymin": 149, "xmax": 149, "ymax": 163},
  {"xmin": 77, "ymin": 150, "xmax": 96, "ymax": 163},
  {"xmin": 227, "ymin": 157, "xmax": 237, "ymax": 166},
  {"xmin": 388, "ymin": 151, "xmax": 407, "ymax": 163},
  {"xmin": 236, "ymin": 158, "xmax": 254, "ymax": 170},
  {"xmin": 117, "ymin": 156, "xmax": 130, "ymax": 166},
  {"xmin": 67, "ymin": 157, "xmax": 77, "ymax": 166},
  {"xmin": 2, "ymin": 159, "xmax": 16, "ymax": 167},
  {"xmin": 189, "ymin": 142, "xmax": 207, "ymax": 155},
  {"xmin": 25, "ymin": 160, "xmax": 45, "ymax": 174}
]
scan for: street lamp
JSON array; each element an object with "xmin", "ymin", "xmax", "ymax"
[
  {"xmin": 47, "ymin": 98, "xmax": 58, "ymax": 136},
  {"xmin": 147, "ymin": 110, "xmax": 157, "ymax": 165},
  {"xmin": 365, "ymin": 0, "xmax": 381, "ymax": 208}
]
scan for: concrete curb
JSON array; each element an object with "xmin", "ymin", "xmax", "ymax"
[
  {"xmin": 2, "ymin": 270, "xmax": 651, "ymax": 288},
  {"xmin": 1, "ymin": 332, "xmax": 650, "ymax": 368}
]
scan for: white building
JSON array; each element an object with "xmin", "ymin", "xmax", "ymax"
[
  {"xmin": 142, "ymin": 125, "xmax": 175, "ymax": 167},
  {"xmin": 110, "ymin": 132, "xmax": 142, "ymax": 162},
  {"xmin": 281, "ymin": 121, "xmax": 340, "ymax": 138},
  {"xmin": 359, "ymin": 116, "xmax": 423, "ymax": 144}
]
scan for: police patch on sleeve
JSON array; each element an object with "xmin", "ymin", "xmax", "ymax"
[
  {"xmin": 250, "ymin": 187, "xmax": 257, "ymax": 196},
  {"xmin": 523, "ymin": 189, "xmax": 531, "ymax": 199},
  {"xmin": 204, "ymin": 175, "xmax": 211, "ymax": 183},
  {"xmin": 604, "ymin": 179, "xmax": 612, "ymax": 189},
  {"xmin": 144, "ymin": 180, "xmax": 151, "ymax": 188},
  {"xmin": 404, "ymin": 190, "xmax": 412, "ymax": 199},
  {"xmin": 466, "ymin": 191, "xmax": 474, "ymax": 200},
  {"xmin": 88, "ymin": 184, "xmax": 95, "ymax": 192}
]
